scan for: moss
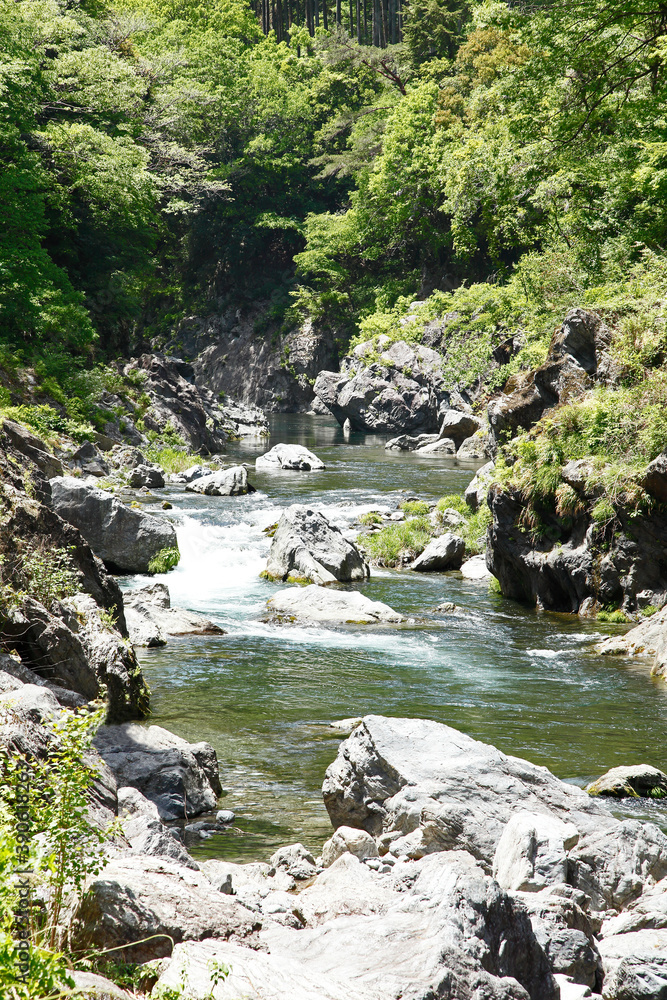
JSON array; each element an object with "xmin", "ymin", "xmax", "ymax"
[
  {"xmin": 147, "ymin": 547, "xmax": 180, "ymax": 574},
  {"xmin": 263, "ymin": 522, "xmax": 279, "ymax": 536},
  {"xmin": 286, "ymin": 575, "xmax": 312, "ymax": 586}
]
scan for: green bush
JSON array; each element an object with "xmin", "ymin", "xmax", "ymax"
[
  {"xmin": 147, "ymin": 547, "xmax": 180, "ymax": 574},
  {"xmin": 399, "ymin": 500, "xmax": 430, "ymax": 516},
  {"xmin": 363, "ymin": 516, "xmax": 432, "ymax": 566},
  {"xmin": 597, "ymin": 609, "xmax": 630, "ymax": 624},
  {"xmin": 358, "ymin": 511, "xmax": 383, "ymax": 525}
]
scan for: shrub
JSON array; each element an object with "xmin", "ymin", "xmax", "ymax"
[
  {"xmin": 399, "ymin": 500, "xmax": 430, "ymax": 516},
  {"xmin": 147, "ymin": 547, "xmax": 180, "ymax": 574},
  {"xmin": 21, "ymin": 545, "xmax": 80, "ymax": 609},
  {"xmin": 436, "ymin": 495, "xmax": 469, "ymax": 516},
  {"xmin": 363, "ymin": 516, "xmax": 432, "ymax": 566},
  {"xmin": 359, "ymin": 511, "xmax": 383, "ymax": 525},
  {"xmin": 597, "ymin": 609, "xmax": 630, "ymax": 624},
  {"xmin": 145, "ymin": 445, "xmax": 197, "ymax": 475}
]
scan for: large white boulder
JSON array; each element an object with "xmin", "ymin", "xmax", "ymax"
[
  {"xmin": 493, "ymin": 810, "xmax": 580, "ymax": 892},
  {"xmin": 267, "ymin": 586, "xmax": 404, "ymax": 625},
  {"xmin": 321, "ymin": 826, "xmax": 379, "ymax": 867},
  {"xmin": 185, "ymin": 466, "xmax": 254, "ymax": 496},
  {"xmin": 256, "ymin": 443, "xmax": 325, "ymax": 471}
]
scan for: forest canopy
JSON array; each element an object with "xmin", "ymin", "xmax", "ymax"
[{"xmin": 2, "ymin": 0, "xmax": 667, "ymax": 380}]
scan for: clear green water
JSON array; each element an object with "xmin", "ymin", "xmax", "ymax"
[{"xmin": 128, "ymin": 414, "xmax": 667, "ymax": 863}]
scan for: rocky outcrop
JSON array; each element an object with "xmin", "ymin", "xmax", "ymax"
[
  {"xmin": 118, "ymin": 786, "xmax": 199, "ymax": 870},
  {"xmin": 124, "ymin": 354, "xmax": 268, "ymax": 452},
  {"xmin": 488, "ymin": 310, "xmax": 612, "ymax": 447},
  {"xmin": 410, "ymin": 532, "xmax": 465, "ymax": 571},
  {"xmin": 597, "ymin": 607, "xmax": 667, "ymax": 680},
  {"xmin": 322, "ymin": 716, "xmax": 614, "ymax": 863},
  {"xmin": 185, "ymin": 466, "xmax": 255, "ymax": 496},
  {"xmin": 155, "ymin": 850, "xmax": 558, "ymax": 1000},
  {"xmin": 264, "ymin": 506, "xmax": 369, "ymax": 584},
  {"xmin": 2, "ymin": 419, "xmax": 63, "ymax": 481},
  {"xmin": 266, "ymin": 586, "xmax": 405, "ymax": 625},
  {"xmin": 487, "ymin": 479, "xmax": 667, "ymax": 614},
  {"xmin": 256, "ymin": 443, "xmax": 325, "ymax": 471},
  {"xmin": 465, "ymin": 460, "xmax": 494, "ymax": 511},
  {"xmin": 128, "ymin": 464, "xmax": 165, "ymax": 489},
  {"xmin": 68, "ymin": 855, "xmax": 261, "ymax": 962},
  {"xmin": 93, "ymin": 723, "xmax": 222, "ymax": 820},
  {"xmin": 49, "ymin": 476, "xmax": 178, "ymax": 574},
  {"xmin": 123, "ymin": 584, "xmax": 226, "ymax": 647},
  {"xmin": 586, "ymin": 764, "xmax": 667, "ymax": 799}
]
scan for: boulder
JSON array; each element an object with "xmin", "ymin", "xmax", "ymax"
[
  {"xmin": 72, "ymin": 440, "xmax": 109, "ymax": 478},
  {"xmin": 586, "ymin": 765, "xmax": 667, "ymax": 799},
  {"xmin": 93, "ymin": 723, "xmax": 222, "ymax": 820},
  {"xmin": 68, "ymin": 855, "xmax": 261, "ymax": 962},
  {"xmin": 185, "ymin": 466, "xmax": 254, "ymax": 496},
  {"xmin": 517, "ymin": 885, "xmax": 602, "ymax": 990},
  {"xmin": 384, "ymin": 433, "xmax": 438, "ymax": 451},
  {"xmin": 267, "ymin": 586, "xmax": 405, "ymax": 625},
  {"xmin": 124, "ymin": 584, "xmax": 225, "ymax": 647},
  {"xmin": 256, "ymin": 443, "xmax": 325, "ymax": 471},
  {"xmin": 643, "ymin": 453, "xmax": 667, "ymax": 503},
  {"xmin": 118, "ymin": 786, "xmax": 199, "ymax": 870},
  {"xmin": 465, "ymin": 460, "xmax": 495, "ymax": 512},
  {"xmin": 597, "ymin": 608, "xmax": 667, "ymax": 680},
  {"xmin": 49, "ymin": 476, "xmax": 178, "ymax": 574},
  {"xmin": 600, "ymin": 876, "xmax": 667, "ymax": 937},
  {"xmin": 415, "ymin": 437, "xmax": 457, "ymax": 455},
  {"xmin": 322, "ymin": 716, "xmax": 614, "ymax": 864},
  {"xmin": 2, "ymin": 419, "xmax": 63, "ymax": 480},
  {"xmin": 438, "ymin": 410, "xmax": 483, "ymax": 446},
  {"xmin": 568, "ymin": 820, "xmax": 667, "ymax": 912},
  {"xmin": 0, "ymin": 683, "xmax": 60, "ymax": 723},
  {"xmin": 410, "ymin": 532, "xmax": 465, "ymax": 572},
  {"xmin": 270, "ymin": 843, "xmax": 318, "ymax": 881},
  {"xmin": 69, "ymin": 970, "xmax": 133, "ymax": 1000},
  {"xmin": 128, "ymin": 464, "xmax": 165, "ymax": 489},
  {"xmin": 493, "ymin": 811, "xmax": 580, "ymax": 892},
  {"xmin": 264, "ymin": 506, "xmax": 369, "ymax": 584},
  {"xmin": 109, "ymin": 445, "xmax": 146, "ymax": 469},
  {"xmin": 461, "ymin": 554, "xmax": 492, "ymax": 581},
  {"xmin": 457, "ymin": 434, "xmax": 489, "ymax": 460},
  {"xmin": 321, "ymin": 826, "xmax": 379, "ymax": 867},
  {"xmin": 171, "ymin": 464, "xmax": 210, "ymax": 484},
  {"xmin": 155, "ymin": 850, "xmax": 558, "ymax": 1000},
  {"xmin": 597, "ymin": 929, "xmax": 667, "ymax": 1000}
]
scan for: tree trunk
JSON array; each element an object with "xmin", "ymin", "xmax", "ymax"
[{"xmin": 336, "ymin": 0, "xmax": 341, "ymax": 25}]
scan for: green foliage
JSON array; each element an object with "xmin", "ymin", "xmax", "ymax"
[
  {"xmin": 20, "ymin": 545, "xmax": 80, "ymax": 610},
  {"xmin": 597, "ymin": 609, "xmax": 630, "ymax": 624},
  {"xmin": 148, "ymin": 547, "xmax": 181, "ymax": 574},
  {"xmin": 436, "ymin": 494, "xmax": 468, "ymax": 515},
  {"xmin": 358, "ymin": 511, "xmax": 383, "ymax": 525},
  {"xmin": 363, "ymin": 515, "xmax": 432, "ymax": 565},
  {"xmin": 145, "ymin": 445, "xmax": 196, "ymax": 475},
  {"xmin": 1, "ymin": 405, "xmax": 95, "ymax": 443},
  {"xmin": 399, "ymin": 500, "xmax": 430, "ymax": 516}
]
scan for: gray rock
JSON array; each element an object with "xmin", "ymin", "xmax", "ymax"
[
  {"xmin": 123, "ymin": 586, "xmax": 225, "ymax": 647},
  {"xmin": 493, "ymin": 811, "xmax": 580, "ymax": 892},
  {"xmin": 410, "ymin": 532, "xmax": 465, "ymax": 572},
  {"xmin": 270, "ymin": 843, "xmax": 318, "ymax": 880},
  {"xmin": 384, "ymin": 433, "xmax": 438, "ymax": 451},
  {"xmin": 267, "ymin": 586, "xmax": 405, "ymax": 625},
  {"xmin": 69, "ymin": 970, "xmax": 133, "ymax": 999},
  {"xmin": 68, "ymin": 855, "xmax": 261, "ymax": 962},
  {"xmin": 256, "ymin": 443, "xmax": 325, "ymax": 471},
  {"xmin": 415, "ymin": 437, "xmax": 457, "ymax": 455},
  {"xmin": 49, "ymin": 476, "xmax": 178, "ymax": 574},
  {"xmin": 216, "ymin": 809, "xmax": 235, "ymax": 824},
  {"xmin": 73, "ymin": 440, "xmax": 109, "ymax": 478},
  {"xmin": 109, "ymin": 445, "xmax": 146, "ymax": 469},
  {"xmin": 321, "ymin": 826, "xmax": 379, "ymax": 867},
  {"xmin": 438, "ymin": 410, "xmax": 483, "ymax": 446},
  {"xmin": 2, "ymin": 419, "xmax": 63, "ymax": 480},
  {"xmin": 568, "ymin": 820, "xmax": 667, "ymax": 912},
  {"xmin": 126, "ymin": 583, "xmax": 171, "ymax": 608},
  {"xmin": 597, "ymin": 929, "xmax": 667, "ymax": 999},
  {"xmin": 465, "ymin": 460, "xmax": 495, "ymax": 511},
  {"xmin": 600, "ymin": 876, "xmax": 667, "ymax": 937},
  {"xmin": 457, "ymin": 434, "xmax": 489, "ymax": 460},
  {"xmin": 185, "ymin": 466, "xmax": 254, "ymax": 496},
  {"xmin": 597, "ymin": 608, "xmax": 667, "ymax": 680},
  {"xmin": 118, "ymin": 786, "xmax": 199, "ymax": 870},
  {"xmin": 461, "ymin": 554, "xmax": 492, "ymax": 581},
  {"xmin": 128, "ymin": 464, "xmax": 165, "ymax": 489},
  {"xmin": 264, "ymin": 506, "xmax": 369, "ymax": 584},
  {"xmin": 156, "ymin": 850, "xmax": 557, "ymax": 1000},
  {"xmin": 586, "ymin": 765, "xmax": 667, "ymax": 800},
  {"xmin": 517, "ymin": 885, "xmax": 602, "ymax": 990},
  {"xmin": 93, "ymin": 723, "xmax": 221, "ymax": 820},
  {"xmin": 0, "ymin": 683, "xmax": 61, "ymax": 723},
  {"xmin": 322, "ymin": 716, "xmax": 614, "ymax": 864},
  {"xmin": 171, "ymin": 464, "xmax": 210, "ymax": 484},
  {"xmin": 644, "ymin": 453, "xmax": 667, "ymax": 503}
]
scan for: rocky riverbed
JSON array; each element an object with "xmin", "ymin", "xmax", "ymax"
[{"xmin": 3, "ymin": 373, "xmax": 667, "ymax": 998}]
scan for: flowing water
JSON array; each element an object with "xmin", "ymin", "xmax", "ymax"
[{"xmin": 123, "ymin": 414, "xmax": 667, "ymax": 862}]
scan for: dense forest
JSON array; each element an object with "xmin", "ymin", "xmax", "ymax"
[{"xmin": 2, "ymin": 0, "xmax": 667, "ymax": 405}]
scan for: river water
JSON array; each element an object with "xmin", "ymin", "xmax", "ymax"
[{"xmin": 126, "ymin": 414, "xmax": 667, "ymax": 862}]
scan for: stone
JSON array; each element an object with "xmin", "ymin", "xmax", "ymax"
[
  {"xmin": 93, "ymin": 723, "xmax": 222, "ymax": 820},
  {"xmin": 0, "ymin": 683, "xmax": 60, "ymax": 723},
  {"xmin": 68, "ymin": 855, "xmax": 261, "ymax": 962},
  {"xmin": 432, "ymin": 507, "xmax": 466, "ymax": 530},
  {"xmin": 264, "ymin": 505, "xmax": 369, "ymax": 584},
  {"xmin": 256, "ymin": 443, "xmax": 325, "ymax": 471},
  {"xmin": 493, "ymin": 811, "xmax": 580, "ymax": 892},
  {"xmin": 155, "ymin": 850, "xmax": 557, "ymax": 1000},
  {"xmin": 69, "ymin": 970, "xmax": 133, "ymax": 999},
  {"xmin": 438, "ymin": 409, "xmax": 483, "ymax": 446},
  {"xmin": 216, "ymin": 809, "xmax": 235, "ymax": 824},
  {"xmin": 267, "ymin": 586, "xmax": 405, "ymax": 625},
  {"xmin": 118, "ymin": 786, "xmax": 199, "ymax": 870},
  {"xmin": 600, "ymin": 876, "xmax": 667, "ymax": 937},
  {"xmin": 109, "ymin": 446, "xmax": 146, "ymax": 469},
  {"xmin": 597, "ymin": 608, "xmax": 667, "ymax": 680},
  {"xmin": 2, "ymin": 419, "xmax": 63, "ymax": 479},
  {"xmin": 457, "ymin": 434, "xmax": 489, "ymax": 460},
  {"xmin": 49, "ymin": 476, "xmax": 178, "ymax": 574},
  {"xmin": 568, "ymin": 820, "xmax": 667, "ymax": 912},
  {"xmin": 415, "ymin": 436, "xmax": 457, "ymax": 455},
  {"xmin": 384, "ymin": 433, "xmax": 438, "ymax": 451},
  {"xmin": 172, "ymin": 463, "xmax": 210, "ymax": 484},
  {"xmin": 185, "ymin": 466, "xmax": 254, "ymax": 496},
  {"xmin": 128, "ymin": 464, "xmax": 165, "ymax": 489},
  {"xmin": 461, "ymin": 554, "xmax": 492, "ymax": 580},
  {"xmin": 597, "ymin": 930, "xmax": 667, "ymax": 1000},
  {"xmin": 73, "ymin": 441, "xmax": 109, "ymax": 478},
  {"xmin": 321, "ymin": 826, "xmax": 379, "ymax": 867},
  {"xmin": 410, "ymin": 532, "xmax": 465, "ymax": 572},
  {"xmin": 586, "ymin": 765, "xmax": 667, "ymax": 799},
  {"xmin": 517, "ymin": 885, "xmax": 602, "ymax": 990},
  {"xmin": 123, "ymin": 585, "xmax": 225, "ymax": 647},
  {"xmin": 465, "ymin": 460, "xmax": 495, "ymax": 512},
  {"xmin": 270, "ymin": 843, "xmax": 318, "ymax": 880},
  {"xmin": 644, "ymin": 453, "xmax": 667, "ymax": 503},
  {"xmin": 322, "ymin": 716, "xmax": 614, "ymax": 864}
]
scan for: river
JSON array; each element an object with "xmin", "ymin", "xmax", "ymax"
[{"xmin": 124, "ymin": 414, "xmax": 667, "ymax": 863}]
